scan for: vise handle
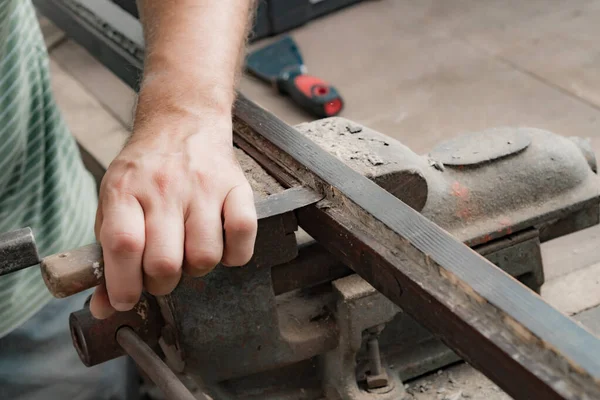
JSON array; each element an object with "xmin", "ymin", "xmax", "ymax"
[
  {"xmin": 40, "ymin": 243, "xmax": 104, "ymax": 298},
  {"xmin": 1, "ymin": 187, "xmax": 323, "ymax": 297},
  {"xmin": 0, "ymin": 227, "xmax": 103, "ymax": 298}
]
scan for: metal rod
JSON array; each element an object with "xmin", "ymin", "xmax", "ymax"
[
  {"xmin": 0, "ymin": 228, "xmax": 40, "ymax": 277},
  {"xmin": 116, "ymin": 327, "xmax": 204, "ymax": 400},
  {"xmin": 367, "ymin": 338, "xmax": 383, "ymax": 377}
]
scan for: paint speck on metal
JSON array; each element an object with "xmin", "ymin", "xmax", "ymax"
[
  {"xmin": 92, "ymin": 261, "xmax": 103, "ymax": 279},
  {"xmin": 136, "ymin": 299, "xmax": 148, "ymax": 320},
  {"xmin": 451, "ymin": 182, "xmax": 469, "ymax": 199}
]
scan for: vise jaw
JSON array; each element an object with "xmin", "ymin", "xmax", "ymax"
[{"xmin": 70, "ymin": 119, "xmax": 599, "ymax": 400}]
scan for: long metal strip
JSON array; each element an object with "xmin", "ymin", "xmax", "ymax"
[
  {"xmin": 34, "ymin": 0, "xmax": 145, "ymax": 89},
  {"xmin": 232, "ymin": 94, "xmax": 600, "ymax": 400}
]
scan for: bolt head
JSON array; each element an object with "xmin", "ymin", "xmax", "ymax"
[{"xmin": 366, "ymin": 372, "xmax": 389, "ymax": 389}]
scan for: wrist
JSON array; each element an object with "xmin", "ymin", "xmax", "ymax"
[
  {"xmin": 136, "ymin": 54, "xmax": 235, "ymax": 117},
  {"xmin": 138, "ymin": 75, "xmax": 233, "ymax": 114},
  {"xmin": 133, "ymin": 79, "xmax": 233, "ymax": 136},
  {"xmin": 139, "ymin": 51, "xmax": 236, "ymax": 113},
  {"xmin": 132, "ymin": 97, "xmax": 232, "ymax": 145}
]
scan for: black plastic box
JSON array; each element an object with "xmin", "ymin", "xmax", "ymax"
[{"xmin": 110, "ymin": 0, "xmax": 363, "ymax": 41}]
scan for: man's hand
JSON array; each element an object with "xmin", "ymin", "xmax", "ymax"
[
  {"xmin": 88, "ymin": 0, "xmax": 257, "ymax": 318},
  {"xmin": 90, "ymin": 112, "xmax": 256, "ymax": 317}
]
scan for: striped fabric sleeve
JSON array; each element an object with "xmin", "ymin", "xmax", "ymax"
[{"xmin": 0, "ymin": 0, "xmax": 99, "ymax": 338}]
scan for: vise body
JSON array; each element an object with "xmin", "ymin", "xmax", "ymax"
[{"xmin": 71, "ymin": 120, "xmax": 599, "ymax": 400}]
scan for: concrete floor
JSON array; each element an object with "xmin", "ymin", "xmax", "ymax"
[{"xmin": 38, "ymin": 1, "xmax": 600, "ymax": 399}]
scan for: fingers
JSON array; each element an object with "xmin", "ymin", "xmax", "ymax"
[
  {"xmin": 89, "ymin": 283, "xmax": 114, "ymax": 319},
  {"xmin": 99, "ymin": 193, "xmax": 145, "ymax": 311},
  {"xmin": 183, "ymin": 200, "xmax": 224, "ymax": 277},
  {"xmin": 94, "ymin": 149, "xmax": 256, "ymax": 312},
  {"xmin": 221, "ymin": 184, "xmax": 257, "ymax": 267},
  {"xmin": 94, "ymin": 199, "xmax": 103, "ymax": 240},
  {"xmin": 142, "ymin": 204, "xmax": 184, "ymax": 295}
]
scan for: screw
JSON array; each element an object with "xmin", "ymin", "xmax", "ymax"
[
  {"xmin": 366, "ymin": 337, "xmax": 389, "ymax": 389},
  {"xmin": 368, "ymin": 338, "xmax": 383, "ymax": 376}
]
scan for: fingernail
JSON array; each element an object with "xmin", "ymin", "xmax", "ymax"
[{"xmin": 111, "ymin": 302, "xmax": 135, "ymax": 312}]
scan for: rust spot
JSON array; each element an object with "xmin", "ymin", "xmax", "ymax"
[
  {"xmin": 482, "ymin": 234, "xmax": 493, "ymax": 243},
  {"xmin": 496, "ymin": 218, "xmax": 513, "ymax": 235},
  {"xmin": 457, "ymin": 208, "xmax": 472, "ymax": 220},
  {"xmin": 451, "ymin": 181, "xmax": 469, "ymax": 199},
  {"xmin": 499, "ymin": 217, "xmax": 511, "ymax": 226},
  {"xmin": 451, "ymin": 181, "xmax": 473, "ymax": 220},
  {"xmin": 495, "ymin": 221, "xmax": 513, "ymax": 235},
  {"xmin": 135, "ymin": 298, "xmax": 149, "ymax": 320}
]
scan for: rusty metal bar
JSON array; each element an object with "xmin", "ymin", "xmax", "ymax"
[
  {"xmin": 115, "ymin": 327, "xmax": 202, "ymax": 400},
  {"xmin": 0, "ymin": 228, "xmax": 40, "ymax": 277}
]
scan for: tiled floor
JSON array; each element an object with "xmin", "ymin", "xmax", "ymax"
[{"xmin": 39, "ymin": 1, "xmax": 600, "ymax": 398}]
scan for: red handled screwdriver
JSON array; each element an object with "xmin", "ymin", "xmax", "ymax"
[{"xmin": 246, "ymin": 36, "xmax": 343, "ymax": 118}]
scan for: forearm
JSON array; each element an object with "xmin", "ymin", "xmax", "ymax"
[{"xmin": 135, "ymin": 0, "xmax": 256, "ymax": 128}]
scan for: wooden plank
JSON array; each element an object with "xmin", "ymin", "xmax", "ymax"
[{"xmin": 232, "ymin": 94, "xmax": 600, "ymax": 400}]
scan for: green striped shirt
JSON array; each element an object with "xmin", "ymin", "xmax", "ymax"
[{"xmin": 0, "ymin": 0, "xmax": 98, "ymax": 338}]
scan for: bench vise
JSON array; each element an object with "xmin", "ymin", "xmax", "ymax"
[{"xmin": 69, "ymin": 119, "xmax": 599, "ymax": 400}]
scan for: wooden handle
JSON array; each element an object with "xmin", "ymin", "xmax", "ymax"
[{"xmin": 40, "ymin": 243, "xmax": 104, "ymax": 298}]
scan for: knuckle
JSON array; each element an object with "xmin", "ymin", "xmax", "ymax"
[
  {"xmin": 104, "ymin": 231, "xmax": 144, "ymax": 254},
  {"xmin": 152, "ymin": 170, "xmax": 174, "ymax": 197},
  {"xmin": 113, "ymin": 159, "xmax": 137, "ymax": 170},
  {"xmin": 105, "ymin": 177, "xmax": 126, "ymax": 193},
  {"xmin": 105, "ymin": 161, "xmax": 137, "ymax": 190}
]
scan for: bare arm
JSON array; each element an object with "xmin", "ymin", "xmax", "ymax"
[
  {"xmin": 135, "ymin": 0, "xmax": 254, "ymax": 121},
  {"xmin": 91, "ymin": 1, "xmax": 257, "ymax": 317}
]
